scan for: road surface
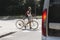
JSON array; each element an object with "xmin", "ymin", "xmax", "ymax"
[{"xmin": 0, "ymin": 19, "xmax": 42, "ymax": 40}]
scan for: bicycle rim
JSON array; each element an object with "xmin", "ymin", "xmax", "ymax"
[
  {"xmin": 16, "ymin": 20, "xmax": 24, "ymax": 29},
  {"xmin": 31, "ymin": 21, "xmax": 38, "ymax": 30}
]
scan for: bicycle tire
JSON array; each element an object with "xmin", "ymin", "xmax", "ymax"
[
  {"xmin": 27, "ymin": 20, "xmax": 38, "ymax": 30},
  {"xmin": 16, "ymin": 20, "xmax": 24, "ymax": 29}
]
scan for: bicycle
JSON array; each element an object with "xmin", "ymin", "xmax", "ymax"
[{"xmin": 16, "ymin": 18, "xmax": 38, "ymax": 30}]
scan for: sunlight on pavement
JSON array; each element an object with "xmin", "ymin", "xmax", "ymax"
[{"xmin": 0, "ymin": 19, "xmax": 42, "ymax": 40}]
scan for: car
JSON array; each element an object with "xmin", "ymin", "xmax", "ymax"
[{"xmin": 42, "ymin": 0, "xmax": 60, "ymax": 40}]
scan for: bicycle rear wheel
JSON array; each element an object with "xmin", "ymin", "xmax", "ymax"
[
  {"xmin": 16, "ymin": 20, "xmax": 24, "ymax": 29},
  {"xmin": 29, "ymin": 20, "xmax": 38, "ymax": 30}
]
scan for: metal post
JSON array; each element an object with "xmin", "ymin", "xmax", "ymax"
[{"xmin": 35, "ymin": 0, "xmax": 36, "ymax": 16}]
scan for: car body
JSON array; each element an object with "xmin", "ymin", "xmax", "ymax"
[{"xmin": 42, "ymin": 0, "xmax": 60, "ymax": 40}]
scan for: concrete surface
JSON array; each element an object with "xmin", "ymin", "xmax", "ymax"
[{"xmin": 0, "ymin": 19, "xmax": 42, "ymax": 40}]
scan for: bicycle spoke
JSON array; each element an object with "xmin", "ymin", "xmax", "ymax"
[
  {"xmin": 16, "ymin": 20, "xmax": 24, "ymax": 29},
  {"xmin": 31, "ymin": 22, "xmax": 37, "ymax": 28}
]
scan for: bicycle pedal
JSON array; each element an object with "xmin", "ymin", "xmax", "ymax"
[{"xmin": 30, "ymin": 27, "xmax": 32, "ymax": 29}]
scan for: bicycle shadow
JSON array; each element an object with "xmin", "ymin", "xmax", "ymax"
[{"xmin": 22, "ymin": 29, "xmax": 39, "ymax": 31}]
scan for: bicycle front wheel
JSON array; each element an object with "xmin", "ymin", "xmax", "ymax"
[
  {"xmin": 30, "ymin": 20, "xmax": 38, "ymax": 30},
  {"xmin": 16, "ymin": 20, "xmax": 24, "ymax": 29}
]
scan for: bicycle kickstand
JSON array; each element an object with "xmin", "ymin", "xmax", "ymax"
[{"xmin": 24, "ymin": 26, "xmax": 26, "ymax": 30}]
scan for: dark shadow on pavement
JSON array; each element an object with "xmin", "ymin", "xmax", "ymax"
[
  {"xmin": 22, "ymin": 29, "xmax": 39, "ymax": 31},
  {"xmin": 0, "ymin": 31, "xmax": 16, "ymax": 38}
]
